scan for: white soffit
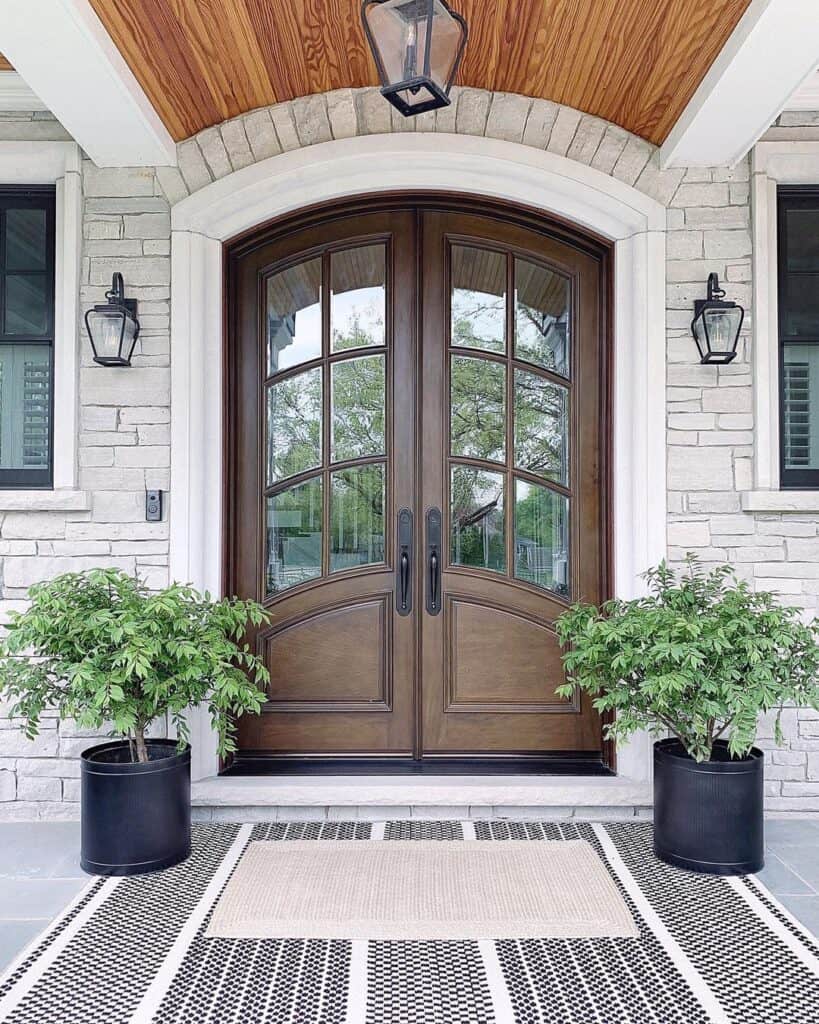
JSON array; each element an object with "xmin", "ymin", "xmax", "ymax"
[
  {"xmin": 660, "ymin": 0, "xmax": 819, "ymax": 168},
  {"xmin": 0, "ymin": 0, "xmax": 176, "ymax": 168},
  {"xmin": 785, "ymin": 69, "xmax": 819, "ymax": 110},
  {"xmin": 0, "ymin": 71, "xmax": 47, "ymax": 112}
]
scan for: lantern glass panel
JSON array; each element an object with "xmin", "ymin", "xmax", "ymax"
[
  {"xmin": 703, "ymin": 306, "xmax": 742, "ymax": 355},
  {"xmin": 367, "ymin": 0, "xmax": 430, "ymax": 86},
  {"xmin": 120, "ymin": 314, "xmax": 138, "ymax": 360},
  {"xmin": 428, "ymin": 1, "xmax": 462, "ymax": 86},
  {"xmin": 88, "ymin": 309, "xmax": 125, "ymax": 361}
]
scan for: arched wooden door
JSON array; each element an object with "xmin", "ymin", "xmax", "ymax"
[{"xmin": 226, "ymin": 198, "xmax": 609, "ymax": 768}]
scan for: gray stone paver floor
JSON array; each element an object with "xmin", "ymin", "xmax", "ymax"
[{"xmin": 0, "ymin": 817, "xmax": 817, "ymax": 972}]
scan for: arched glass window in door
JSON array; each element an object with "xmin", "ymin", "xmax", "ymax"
[
  {"xmin": 448, "ymin": 244, "xmax": 572, "ymax": 598},
  {"xmin": 264, "ymin": 243, "xmax": 389, "ymax": 596}
]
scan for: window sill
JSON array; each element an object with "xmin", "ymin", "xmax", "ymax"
[
  {"xmin": 741, "ymin": 490, "xmax": 819, "ymax": 512},
  {"xmin": 0, "ymin": 489, "xmax": 89, "ymax": 511}
]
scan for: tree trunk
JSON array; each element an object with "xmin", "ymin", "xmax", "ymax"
[{"xmin": 133, "ymin": 725, "xmax": 149, "ymax": 764}]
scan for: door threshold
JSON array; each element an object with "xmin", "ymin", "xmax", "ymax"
[
  {"xmin": 221, "ymin": 756, "xmax": 614, "ymax": 777},
  {"xmin": 192, "ymin": 773, "xmax": 652, "ymax": 815}
]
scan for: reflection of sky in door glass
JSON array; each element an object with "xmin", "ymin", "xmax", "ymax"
[
  {"xmin": 267, "ymin": 258, "xmax": 322, "ymax": 375},
  {"xmin": 331, "ymin": 288, "xmax": 384, "ymax": 351},
  {"xmin": 451, "ymin": 246, "xmax": 506, "ymax": 354},
  {"xmin": 331, "ymin": 244, "xmax": 386, "ymax": 351}
]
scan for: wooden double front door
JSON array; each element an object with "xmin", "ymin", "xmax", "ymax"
[{"xmin": 227, "ymin": 199, "xmax": 609, "ymax": 764}]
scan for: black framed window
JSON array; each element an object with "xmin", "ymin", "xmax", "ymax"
[
  {"xmin": 778, "ymin": 187, "xmax": 819, "ymax": 488},
  {"xmin": 0, "ymin": 188, "xmax": 55, "ymax": 489}
]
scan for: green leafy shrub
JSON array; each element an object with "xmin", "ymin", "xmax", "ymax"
[
  {"xmin": 0, "ymin": 568, "xmax": 270, "ymax": 763},
  {"xmin": 555, "ymin": 559, "xmax": 819, "ymax": 762}
]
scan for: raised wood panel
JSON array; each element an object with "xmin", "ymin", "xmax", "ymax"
[
  {"xmin": 445, "ymin": 596, "xmax": 573, "ymax": 714},
  {"xmin": 261, "ymin": 596, "xmax": 392, "ymax": 712},
  {"xmin": 88, "ymin": 0, "xmax": 750, "ymax": 145}
]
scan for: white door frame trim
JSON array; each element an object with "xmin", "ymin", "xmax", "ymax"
[{"xmin": 169, "ymin": 133, "xmax": 667, "ymax": 784}]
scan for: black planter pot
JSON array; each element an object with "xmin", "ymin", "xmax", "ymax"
[
  {"xmin": 80, "ymin": 739, "xmax": 191, "ymax": 876},
  {"xmin": 653, "ymin": 738, "xmax": 764, "ymax": 875}
]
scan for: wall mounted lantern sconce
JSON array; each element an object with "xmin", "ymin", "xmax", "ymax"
[
  {"xmin": 361, "ymin": 0, "xmax": 467, "ymax": 117},
  {"xmin": 690, "ymin": 272, "xmax": 744, "ymax": 365},
  {"xmin": 85, "ymin": 272, "xmax": 140, "ymax": 367}
]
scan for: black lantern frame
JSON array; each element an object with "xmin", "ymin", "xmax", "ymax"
[
  {"xmin": 84, "ymin": 272, "xmax": 140, "ymax": 367},
  {"xmin": 690, "ymin": 272, "xmax": 744, "ymax": 365},
  {"xmin": 361, "ymin": 0, "xmax": 468, "ymax": 117}
]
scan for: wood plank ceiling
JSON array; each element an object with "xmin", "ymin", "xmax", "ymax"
[{"xmin": 83, "ymin": 1, "xmax": 751, "ymax": 145}]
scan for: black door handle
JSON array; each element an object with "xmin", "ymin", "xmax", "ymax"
[
  {"xmin": 426, "ymin": 507, "xmax": 442, "ymax": 615},
  {"xmin": 396, "ymin": 508, "xmax": 413, "ymax": 616}
]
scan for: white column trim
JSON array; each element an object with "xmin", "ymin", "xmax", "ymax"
[
  {"xmin": 748, "ymin": 141, "xmax": 819, "ymax": 511},
  {"xmin": 0, "ymin": 0, "xmax": 175, "ymax": 168},
  {"xmin": 660, "ymin": 0, "xmax": 819, "ymax": 169},
  {"xmin": 168, "ymin": 133, "xmax": 667, "ymax": 783},
  {"xmin": 0, "ymin": 140, "xmax": 85, "ymax": 505}
]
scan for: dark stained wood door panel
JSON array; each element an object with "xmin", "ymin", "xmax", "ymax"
[
  {"xmin": 227, "ymin": 198, "xmax": 609, "ymax": 761},
  {"xmin": 419, "ymin": 210, "xmax": 605, "ymax": 754}
]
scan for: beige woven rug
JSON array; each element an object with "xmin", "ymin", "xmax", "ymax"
[{"xmin": 206, "ymin": 839, "xmax": 638, "ymax": 940}]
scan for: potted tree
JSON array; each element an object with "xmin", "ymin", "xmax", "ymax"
[
  {"xmin": 0, "ymin": 569, "xmax": 269, "ymax": 876},
  {"xmin": 556, "ymin": 560, "xmax": 819, "ymax": 875}
]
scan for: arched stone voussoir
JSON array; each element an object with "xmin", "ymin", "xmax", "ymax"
[{"xmin": 160, "ymin": 87, "xmax": 685, "ymax": 210}]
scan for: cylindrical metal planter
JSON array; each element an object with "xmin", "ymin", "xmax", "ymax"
[
  {"xmin": 80, "ymin": 740, "xmax": 191, "ymax": 876},
  {"xmin": 653, "ymin": 738, "xmax": 764, "ymax": 875}
]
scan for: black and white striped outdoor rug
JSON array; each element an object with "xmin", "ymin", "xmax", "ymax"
[{"xmin": 0, "ymin": 820, "xmax": 817, "ymax": 1023}]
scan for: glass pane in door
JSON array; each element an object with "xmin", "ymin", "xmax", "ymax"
[
  {"xmin": 331, "ymin": 354, "xmax": 386, "ymax": 462},
  {"xmin": 265, "ymin": 476, "xmax": 323, "ymax": 595},
  {"xmin": 331, "ymin": 245, "xmax": 386, "ymax": 351},
  {"xmin": 451, "ymin": 245, "xmax": 506, "ymax": 353},
  {"xmin": 266, "ymin": 366, "xmax": 322, "ymax": 485},
  {"xmin": 514, "ymin": 368, "xmax": 569, "ymax": 485},
  {"xmin": 514, "ymin": 478, "xmax": 569, "ymax": 596},
  {"xmin": 267, "ymin": 258, "xmax": 322, "ymax": 374},
  {"xmin": 450, "ymin": 465, "xmax": 505, "ymax": 572},
  {"xmin": 330, "ymin": 463, "xmax": 386, "ymax": 571},
  {"xmin": 450, "ymin": 354, "xmax": 506, "ymax": 463},
  {"xmin": 514, "ymin": 258, "xmax": 570, "ymax": 376}
]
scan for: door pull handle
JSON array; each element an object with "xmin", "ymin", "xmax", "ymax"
[
  {"xmin": 426, "ymin": 507, "xmax": 442, "ymax": 616},
  {"xmin": 396, "ymin": 508, "xmax": 413, "ymax": 616}
]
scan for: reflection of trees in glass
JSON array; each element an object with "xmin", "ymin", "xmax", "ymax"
[
  {"xmin": 267, "ymin": 368, "xmax": 321, "ymax": 484},
  {"xmin": 450, "ymin": 466, "xmax": 505, "ymax": 572},
  {"xmin": 514, "ymin": 480, "xmax": 569, "ymax": 596},
  {"xmin": 331, "ymin": 464, "xmax": 385, "ymax": 571},
  {"xmin": 450, "ymin": 356, "xmax": 505, "ymax": 462},
  {"xmin": 514, "ymin": 370, "xmax": 568, "ymax": 484},
  {"xmin": 332, "ymin": 301, "xmax": 384, "ymax": 352},
  {"xmin": 451, "ymin": 246, "xmax": 506, "ymax": 352},
  {"xmin": 452, "ymin": 293, "xmax": 505, "ymax": 352},
  {"xmin": 332, "ymin": 354, "xmax": 386, "ymax": 462},
  {"xmin": 266, "ymin": 477, "xmax": 322, "ymax": 594}
]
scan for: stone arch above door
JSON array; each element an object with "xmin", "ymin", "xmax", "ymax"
[
  {"xmin": 157, "ymin": 87, "xmax": 684, "ymax": 212},
  {"xmin": 166, "ymin": 107, "xmax": 666, "ymax": 785}
]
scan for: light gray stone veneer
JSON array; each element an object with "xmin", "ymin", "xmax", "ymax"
[{"xmin": 0, "ymin": 89, "xmax": 817, "ymax": 817}]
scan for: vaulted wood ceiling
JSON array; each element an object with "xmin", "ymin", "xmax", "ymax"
[{"xmin": 46, "ymin": 2, "xmax": 755, "ymax": 145}]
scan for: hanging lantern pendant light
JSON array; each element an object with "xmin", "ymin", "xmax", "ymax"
[{"xmin": 361, "ymin": 0, "xmax": 468, "ymax": 117}]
